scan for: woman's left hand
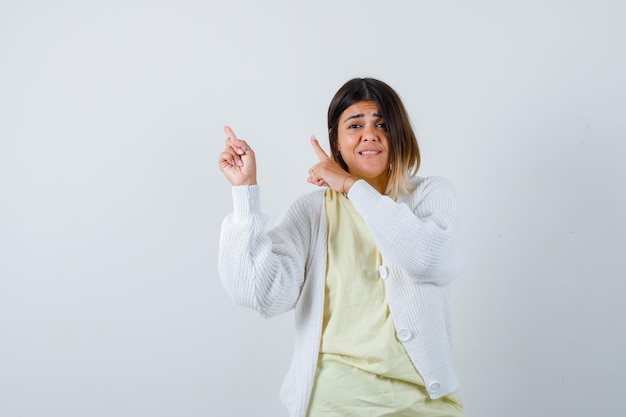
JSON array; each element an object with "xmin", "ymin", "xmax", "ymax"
[{"xmin": 307, "ymin": 136, "xmax": 357, "ymax": 193}]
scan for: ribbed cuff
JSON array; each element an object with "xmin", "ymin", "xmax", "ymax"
[
  {"xmin": 347, "ymin": 179, "xmax": 382, "ymax": 212},
  {"xmin": 231, "ymin": 185, "xmax": 261, "ymax": 219},
  {"xmin": 419, "ymin": 366, "xmax": 460, "ymax": 399}
]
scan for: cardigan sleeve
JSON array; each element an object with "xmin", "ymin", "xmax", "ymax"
[
  {"xmin": 347, "ymin": 176, "xmax": 465, "ymax": 285},
  {"xmin": 218, "ymin": 185, "xmax": 320, "ymax": 318}
]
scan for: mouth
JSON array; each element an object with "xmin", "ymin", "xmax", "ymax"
[{"xmin": 359, "ymin": 150, "xmax": 381, "ymax": 156}]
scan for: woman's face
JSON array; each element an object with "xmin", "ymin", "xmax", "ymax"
[{"xmin": 336, "ymin": 100, "xmax": 391, "ymax": 192}]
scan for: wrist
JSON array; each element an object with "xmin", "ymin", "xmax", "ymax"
[
  {"xmin": 342, "ymin": 176, "xmax": 357, "ymax": 193},
  {"xmin": 234, "ymin": 176, "xmax": 257, "ymax": 186}
]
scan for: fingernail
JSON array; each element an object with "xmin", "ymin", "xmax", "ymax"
[
  {"xmin": 237, "ymin": 159, "xmax": 244, "ymax": 166},
  {"xmin": 236, "ymin": 148, "xmax": 243, "ymax": 155}
]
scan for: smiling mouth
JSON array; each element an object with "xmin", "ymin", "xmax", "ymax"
[{"xmin": 359, "ymin": 150, "xmax": 381, "ymax": 155}]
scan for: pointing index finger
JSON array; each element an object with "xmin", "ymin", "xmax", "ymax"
[
  {"xmin": 310, "ymin": 136, "xmax": 329, "ymax": 161},
  {"xmin": 224, "ymin": 125, "xmax": 241, "ymax": 144}
]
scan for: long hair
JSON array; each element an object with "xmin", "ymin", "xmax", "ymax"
[{"xmin": 327, "ymin": 78, "xmax": 420, "ymax": 199}]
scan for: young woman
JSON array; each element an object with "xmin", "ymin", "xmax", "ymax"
[{"xmin": 218, "ymin": 78, "xmax": 467, "ymax": 417}]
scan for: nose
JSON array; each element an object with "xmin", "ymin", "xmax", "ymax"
[{"xmin": 362, "ymin": 124, "xmax": 378, "ymax": 141}]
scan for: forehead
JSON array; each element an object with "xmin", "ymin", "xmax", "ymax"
[{"xmin": 341, "ymin": 101, "xmax": 381, "ymax": 119}]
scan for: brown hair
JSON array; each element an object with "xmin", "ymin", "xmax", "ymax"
[{"xmin": 327, "ymin": 78, "xmax": 420, "ymax": 199}]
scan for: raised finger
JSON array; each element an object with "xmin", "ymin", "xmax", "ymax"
[
  {"xmin": 224, "ymin": 125, "xmax": 249, "ymax": 155},
  {"xmin": 224, "ymin": 125, "xmax": 240, "ymax": 142},
  {"xmin": 310, "ymin": 136, "xmax": 330, "ymax": 162}
]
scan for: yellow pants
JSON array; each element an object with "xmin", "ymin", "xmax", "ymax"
[{"xmin": 307, "ymin": 355, "xmax": 466, "ymax": 417}]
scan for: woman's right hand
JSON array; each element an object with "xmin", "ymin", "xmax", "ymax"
[{"xmin": 219, "ymin": 125, "xmax": 257, "ymax": 186}]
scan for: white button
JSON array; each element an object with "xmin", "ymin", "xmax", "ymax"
[
  {"xmin": 378, "ymin": 265, "xmax": 389, "ymax": 280},
  {"xmin": 427, "ymin": 381, "xmax": 441, "ymax": 394},
  {"xmin": 397, "ymin": 328, "xmax": 412, "ymax": 341}
]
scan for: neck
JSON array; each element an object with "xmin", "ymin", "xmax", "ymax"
[{"xmin": 364, "ymin": 177, "xmax": 388, "ymax": 195}]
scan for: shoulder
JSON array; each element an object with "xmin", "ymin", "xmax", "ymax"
[
  {"xmin": 279, "ymin": 188, "xmax": 326, "ymax": 221},
  {"xmin": 406, "ymin": 176, "xmax": 457, "ymax": 201},
  {"xmin": 294, "ymin": 188, "xmax": 326, "ymax": 204},
  {"xmin": 291, "ymin": 188, "xmax": 326, "ymax": 209},
  {"xmin": 404, "ymin": 176, "xmax": 460, "ymax": 225}
]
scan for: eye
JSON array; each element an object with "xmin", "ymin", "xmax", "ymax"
[
  {"xmin": 376, "ymin": 122, "xmax": 387, "ymax": 129},
  {"xmin": 348, "ymin": 123, "xmax": 361, "ymax": 129}
]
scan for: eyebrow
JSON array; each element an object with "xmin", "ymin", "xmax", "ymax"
[{"xmin": 343, "ymin": 113, "xmax": 384, "ymax": 123}]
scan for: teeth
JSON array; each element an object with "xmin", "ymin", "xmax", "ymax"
[{"xmin": 360, "ymin": 151, "xmax": 379, "ymax": 155}]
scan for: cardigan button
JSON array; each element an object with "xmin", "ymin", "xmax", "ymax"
[
  {"xmin": 427, "ymin": 381, "xmax": 442, "ymax": 394},
  {"xmin": 397, "ymin": 328, "xmax": 412, "ymax": 341},
  {"xmin": 378, "ymin": 265, "xmax": 389, "ymax": 280}
]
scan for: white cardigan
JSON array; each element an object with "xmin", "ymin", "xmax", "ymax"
[{"xmin": 218, "ymin": 176, "xmax": 465, "ymax": 417}]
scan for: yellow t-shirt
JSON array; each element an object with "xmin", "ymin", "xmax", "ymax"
[
  {"xmin": 320, "ymin": 189, "xmax": 424, "ymax": 385},
  {"xmin": 308, "ymin": 189, "xmax": 464, "ymax": 416}
]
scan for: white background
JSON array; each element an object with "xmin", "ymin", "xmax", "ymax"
[{"xmin": 1, "ymin": 1, "xmax": 625, "ymax": 416}]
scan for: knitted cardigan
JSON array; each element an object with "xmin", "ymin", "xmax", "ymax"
[{"xmin": 218, "ymin": 176, "xmax": 465, "ymax": 417}]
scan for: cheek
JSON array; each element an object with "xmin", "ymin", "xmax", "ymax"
[
  {"xmin": 349, "ymin": 134, "xmax": 362, "ymax": 145},
  {"xmin": 337, "ymin": 136, "xmax": 357, "ymax": 152}
]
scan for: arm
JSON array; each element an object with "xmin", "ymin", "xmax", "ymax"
[
  {"xmin": 218, "ymin": 126, "xmax": 319, "ymax": 317},
  {"xmin": 218, "ymin": 186, "xmax": 314, "ymax": 318},
  {"xmin": 348, "ymin": 176, "xmax": 465, "ymax": 285}
]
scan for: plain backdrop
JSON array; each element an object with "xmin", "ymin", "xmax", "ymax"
[{"xmin": 1, "ymin": 1, "xmax": 625, "ymax": 416}]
